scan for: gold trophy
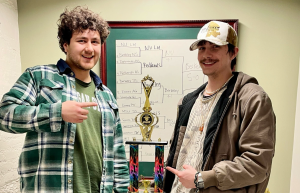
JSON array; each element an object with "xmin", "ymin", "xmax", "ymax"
[
  {"xmin": 127, "ymin": 75, "xmax": 165, "ymax": 193},
  {"xmin": 139, "ymin": 175, "xmax": 151, "ymax": 193},
  {"xmin": 135, "ymin": 75, "xmax": 159, "ymax": 141},
  {"xmin": 142, "ymin": 180, "xmax": 151, "ymax": 193}
]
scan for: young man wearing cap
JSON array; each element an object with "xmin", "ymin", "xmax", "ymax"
[
  {"xmin": 0, "ymin": 6, "xmax": 129, "ymax": 193},
  {"xmin": 164, "ymin": 21, "xmax": 276, "ymax": 193}
]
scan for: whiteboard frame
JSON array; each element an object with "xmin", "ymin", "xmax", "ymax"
[{"xmin": 100, "ymin": 19, "xmax": 239, "ymax": 85}]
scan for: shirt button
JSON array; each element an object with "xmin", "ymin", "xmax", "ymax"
[
  {"xmin": 72, "ymin": 85, "xmax": 75, "ymax": 89},
  {"xmin": 70, "ymin": 72, "xmax": 74, "ymax": 76},
  {"xmin": 70, "ymin": 139, "xmax": 73, "ymax": 143},
  {"xmin": 68, "ymin": 180, "xmax": 72, "ymax": 184},
  {"xmin": 68, "ymin": 160, "xmax": 72, "ymax": 164}
]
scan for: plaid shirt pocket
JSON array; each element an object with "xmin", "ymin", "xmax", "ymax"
[{"xmin": 38, "ymin": 79, "xmax": 64, "ymax": 104}]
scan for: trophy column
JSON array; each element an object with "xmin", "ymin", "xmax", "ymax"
[
  {"xmin": 128, "ymin": 143, "xmax": 139, "ymax": 192},
  {"xmin": 154, "ymin": 143, "xmax": 165, "ymax": 193}
]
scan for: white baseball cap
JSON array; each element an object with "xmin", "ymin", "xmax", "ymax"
[{"xmin": 190, "ymin": 20, "xmax": 238, "ymax": 51}]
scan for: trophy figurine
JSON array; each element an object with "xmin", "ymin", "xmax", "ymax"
[{"xmin": 135, "ymin": 75, "xmax": 159, "ymax": 141}]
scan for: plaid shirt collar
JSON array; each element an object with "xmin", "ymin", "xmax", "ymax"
[{"xmin": 56, "ymin": 58, "xmax": 103, "ymax": 90}]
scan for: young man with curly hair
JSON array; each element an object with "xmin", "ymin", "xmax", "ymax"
[{"xmin": 0, "ymin": 6, "xmax": 129, "ymax": 193}]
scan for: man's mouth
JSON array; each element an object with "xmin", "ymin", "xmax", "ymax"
[
  {"xmin": 82, "ymin": 55, "xmax": 94, "ymax": 59},
  {"xmin": 201, "ymin": 60, "xmax": 218, "ymax": 65}
]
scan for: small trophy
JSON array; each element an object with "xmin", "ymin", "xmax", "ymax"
[
  {"xmin": 140, "ymin": 175, "xmax": 151, "ymax": 193},
  {"xmin": 135, "ymin": 75, "xmax": 159, "ymax": 141}
]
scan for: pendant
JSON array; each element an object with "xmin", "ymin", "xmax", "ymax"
[{"xmin": 199, "ymin": 124, "xmax": 204, "ymax": 133}]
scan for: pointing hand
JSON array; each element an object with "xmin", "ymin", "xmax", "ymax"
[
  {"xmin": 62, "ymin": 101, "xmax": 97, "ymax": 123},
  {"xmin": 166, "ymin": 165, "xmax": 197, "ymax": 189}
]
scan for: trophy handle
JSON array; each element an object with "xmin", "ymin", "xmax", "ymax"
[
  {"xmin": 153, "ymin": 114, "xmax": 159, "ymax": 126},
  {"xmin": 135, "ymin": 113, "xmax": 143, "ymax": 127}
]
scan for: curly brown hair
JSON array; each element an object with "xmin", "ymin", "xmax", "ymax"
[{"xmin": 57, "ymin": 6, "xmax": 110, "ymax": 54}]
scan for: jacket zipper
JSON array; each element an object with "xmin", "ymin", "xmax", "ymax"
[{"xmin": 202, "ymin": 98, "xmax": 232, "ymax": 170}]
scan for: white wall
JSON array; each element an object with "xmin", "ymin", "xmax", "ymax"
[
  {"xmin": 290, "ymin": 57, "xmax": 300, "ymax": 193},
  {"xmin": 0, "ymin": 0, "xmax": 24, "ymax": 192}
]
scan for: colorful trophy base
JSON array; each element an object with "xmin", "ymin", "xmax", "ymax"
[{"xmin": 126, "ymin": 141, "xmax": 168, "ymax": 193}]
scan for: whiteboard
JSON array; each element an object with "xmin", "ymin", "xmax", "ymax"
[{"xmin": 116, "ymin": 39, "xmax": 208, "ymax": 162}]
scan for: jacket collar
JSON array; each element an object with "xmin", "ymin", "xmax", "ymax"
[
  {"xmin": 56, "ymin": 59, "xmax": 103, "ymax": 89},
  {"xmin": 182, "ymin": 72, "xmax": 239, "ymax": 106}
]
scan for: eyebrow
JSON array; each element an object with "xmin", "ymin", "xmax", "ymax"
[{"xmin": 75, "ymin": 37, "xmax": 100, "ymax": 41}]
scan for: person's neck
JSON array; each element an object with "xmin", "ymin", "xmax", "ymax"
[
  {"xmin": 205, "ymin": 72, "xmax": 233, "ymax": 94},
  {"xmin": 75, "ymin": 71, "xmax": 92, "ymax": 83},
  {"xmin": 65, "ymin": 59, "xmax": 92, "ymax": 83},
  {"xmin": 69, "ymin": 66, "xmax": 92, "ymax": 83}
]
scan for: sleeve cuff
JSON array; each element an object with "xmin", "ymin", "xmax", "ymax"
[{"xmin": 201, "ymin": 170, "xmax": 218, "ymax": 188}]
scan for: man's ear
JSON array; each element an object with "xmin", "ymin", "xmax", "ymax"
[
  {"xmin": 231, "ymin": 47, "xmax": 239, "ymax": 60},
  {"xmin": 63, "ymin": 43, "xmax": 68, "ymax": 53}
]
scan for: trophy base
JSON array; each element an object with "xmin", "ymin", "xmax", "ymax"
[{"xmin": 126, "ymin": 140, "xmax": 167, "ymax": 193}]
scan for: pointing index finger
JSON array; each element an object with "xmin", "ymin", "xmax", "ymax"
[
  {"xmin": 79, "ymin": 102, "xmax": 98, "ymax": 108},
  {"xmin": 166, "ymin": 166, "xmax": 179, "ymax": 176}
]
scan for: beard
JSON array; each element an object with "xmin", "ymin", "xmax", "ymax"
[{"xmin": 74, "ymin": 62, "xmax": 91, "ymax": 71}]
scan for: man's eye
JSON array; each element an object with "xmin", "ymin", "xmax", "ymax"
[
  {"xmin": 213, "ymin": 45, "xmax": 220, "ymax": 49},
  {"xmin": 198, "ymin": 47, "xmax": 204, "ymax": 50}
]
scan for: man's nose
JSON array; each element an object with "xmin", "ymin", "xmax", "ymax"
[
  {"xmin": 202, "ymin": 49, "xmax": 212, "ymax": 59},
  {"xmin": 85, "ymin": 42, "xmax": 93, "ymax": 53}
]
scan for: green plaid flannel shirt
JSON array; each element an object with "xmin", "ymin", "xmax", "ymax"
[{"xmin": 0, "ymin": 59, "xmax": 129, "ymax": 193}]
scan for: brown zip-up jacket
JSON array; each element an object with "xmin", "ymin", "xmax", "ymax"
[{"xmin": 163, "ymin": 72, "xmax": 276, "ymax": 193}]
